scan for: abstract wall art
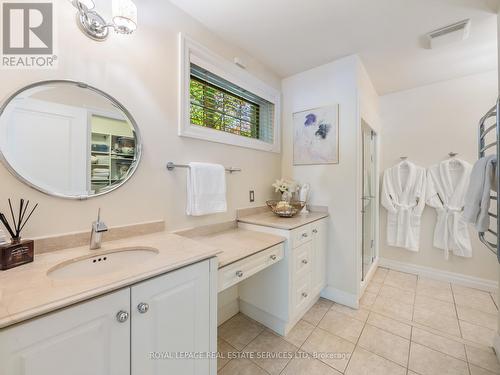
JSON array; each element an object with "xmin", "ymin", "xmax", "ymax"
[{"xmin": 293, "ymin": 105, "xmax": 339, "ymax": 165}]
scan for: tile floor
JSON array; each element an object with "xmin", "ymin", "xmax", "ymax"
[{"xmin": 217, "ymin": 267, "xmax": 500, "ymax": 375}]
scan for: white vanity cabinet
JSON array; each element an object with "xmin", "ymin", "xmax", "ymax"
[
  {"xmin": 0, "ymin": 259, "xmax": 217, "ymax": 375},
  {"xmin": 238, "ymin": 217, "xmax": 328, "ymax": 335}
]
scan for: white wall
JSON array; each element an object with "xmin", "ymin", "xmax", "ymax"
[
  {"xmin": 282, "ymin": 55, "xmax": 379, "ymax": 303},
  {"xmin": 0, "ymin": 0, "xmax": 281, "ymax": 238},
  {"xmin": 380, "ymin": 70, "xmax": 499, "ymax": 282}
]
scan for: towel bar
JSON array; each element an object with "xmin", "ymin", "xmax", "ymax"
[{"xmin": 166, "ymin": 162, "xmax": 241, "ymax": 173}]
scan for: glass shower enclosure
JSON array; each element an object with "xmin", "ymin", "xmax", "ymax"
[{"xmin": 361, "ymin": 121, "xmax": 377, "ymax": 281}]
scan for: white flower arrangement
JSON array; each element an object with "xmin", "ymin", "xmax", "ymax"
[{"xmin": 272, "ymin": 178, "xmax": 299, "ymax": 194}]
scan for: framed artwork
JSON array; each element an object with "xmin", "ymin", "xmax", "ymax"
[{"xmin": 293, "ymin": 105, "xmax": 339, "ymax": 165}]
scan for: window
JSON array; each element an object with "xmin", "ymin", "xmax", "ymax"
[{"xmin": 179, "ymin": 34, "xmax": 280, "ymax": 153}]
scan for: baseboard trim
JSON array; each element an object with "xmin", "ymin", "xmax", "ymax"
[
  {"xmin": 239, "ymin": 299, "xmax": 288, "ymax": 335},
  {"xmin": 379, "ymin": 257, "xmax": 498, "ymax": 292},
  {"xmin": 217, "ymin": 299, "xmax": 239, "ymax": 326},
  {"xmin": 321, "ymin": 286, "xmax": 359, "ymax": 309}
]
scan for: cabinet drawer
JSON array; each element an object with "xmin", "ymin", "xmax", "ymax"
[
  {"xmin": 293, "ymin": 273, "xmax": 312, "ymax": 314},
  {"xmin": 218, "ymin": 244, "xmax": 284, "ymax": 292},
  {"xmin": 293, "ymin": 242, "xmax": 312, "ymax": 278},
  {"xmin": 291, "ymin": 224, "xmax": 312, "ymax": 248}
]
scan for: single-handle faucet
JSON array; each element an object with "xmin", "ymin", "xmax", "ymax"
[{"xmin": 90, "ymin": 208, "xmax": 108, "ymax": 250}]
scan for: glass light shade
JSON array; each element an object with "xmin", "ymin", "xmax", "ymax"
[
  {"xmin": 74, "ymin": 0, "xmax": 95, "ymax": 10},
  {"xmin": 112, "ymin": 0, "xmax": 137, "ymax": 33}
]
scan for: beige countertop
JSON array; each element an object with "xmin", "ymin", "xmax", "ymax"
[
  {"xmin": 178, "ymin": 223, "xmax": 285, "ymax": 268},
  {"xmin": 238, "ymin": 210, "xmax": 329, "ymax": 230},
  {"xmin": 0, "ymin": 231, "xmax": 219, "ymax": 329}
]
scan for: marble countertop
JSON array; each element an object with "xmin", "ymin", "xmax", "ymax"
[
  {"xmin": 238, "ymin": 211, "xmax": 329, "ymax": 230},
  {"xmin": 178, "ymin": 224, "xmax": 285, "ymax": 268},
  {"xmin": 0, "ymin": 231, "xmax": 219, "ymax": 329}
]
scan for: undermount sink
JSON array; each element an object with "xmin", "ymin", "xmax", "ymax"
[{"xmin": 47, "ymin": 247, "xmax": 159, "ymax": 280}]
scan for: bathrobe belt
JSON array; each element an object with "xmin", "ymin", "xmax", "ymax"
[{"xmin": 440, "ymin": 205, "xmax": 464, "ymax": 260}]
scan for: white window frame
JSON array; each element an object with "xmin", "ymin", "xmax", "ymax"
[{"xmin": 179, "ymin": 33, "xmax": 281, "ymax": 153}]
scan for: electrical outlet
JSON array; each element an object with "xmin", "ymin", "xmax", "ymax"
[{"xmin": 249, "ymin": 190, "xmax": 255, "ymax": 202}]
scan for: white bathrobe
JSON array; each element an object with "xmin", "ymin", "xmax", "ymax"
[
  {"xmin": 426, "ymin": 159, "xmax": 472, "ymax": 259},
  {"xmin": 382, "ymin": 161, "xmax": 426, "ymax": 251}
]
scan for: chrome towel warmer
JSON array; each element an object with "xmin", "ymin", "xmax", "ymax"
[{"xmin": 478, "ymin": 97, "xmax": 500, "ymax": 263}]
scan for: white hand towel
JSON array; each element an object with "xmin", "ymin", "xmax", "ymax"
[
  {"xmin": 463, "ymin": 155, "xmax": 497, "ymax": 232},
  {"xmin": 186, "ymin": 162, "xmax": 227, "ymax": 216}
]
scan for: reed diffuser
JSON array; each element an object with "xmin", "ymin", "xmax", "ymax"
[{"xmin": 0, "ymin": 199, "xmax": 38, "ymax": 270}]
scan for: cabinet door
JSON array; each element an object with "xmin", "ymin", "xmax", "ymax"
[
  {"xmin": 131, "ymin": 260, "xmax": 211, "ymax": 375},
  {"xmin": 0, "ymin": 289, "xmax": 130, "ymax": 375},
  {"xmin": 312, "ymin": 219, "xmax": 328, "ymax": 294}
]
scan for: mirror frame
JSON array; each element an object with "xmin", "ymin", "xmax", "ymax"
[{"xmin": 0, "ymin": 80, "xmax": 143, "ymax": 200}]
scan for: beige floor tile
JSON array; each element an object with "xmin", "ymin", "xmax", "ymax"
[
  {"xmin": 411, "ymin": 327, "xmax": 466, "ymax": 360},
  {"xmin": 330, "ymin": 303, "xmax": 369, "ymax": 322},
  {"xmin": 318, "ymin": 309, "xmax": 365, "ymax": 344},
  {"xmin": 243, "ymin": 330, "xmax": 297, "ymax": 375},
  {"xmin": 412, "ymin": 306, "xmax": 461, "ymax": 337},
  {"xmin": 303, "ymin": 298, "xmax": 334, "ymax": 326},
  {"xmin": 284, "ymin": 320, "xmax": 315, "ymax": 348},
  {"xmin": 218, "ymin": 313, "xmax": 264, "ymax": 350},
  {"xmin": 408, "ymin": 342, "xmax": 469, "ymax": 375},
  {"xmin": 417, "ymin": 277, "xmax": 454, "ymax": 303},
  {"xmin": 457, "ymin": 305, "xmax": 497, "ymax": 330},
  {"xmin": 365, "ymin": 281, "xmax": 382, "ymax": 295},
  {"xmin": 466, "ymin": 345, "xmax": 500, "ymax": 374},
  {"xmin": 367, "ymin": 312, "xmax": 411, "ymax": 339},
  {"xmin": 302, "ymin": 328, "xmax": 355, "ymax": 372},
  {"xmin": 470, "ymin": 364, "xmax": 499, "ymax": 375},
  {"xmin": 218, "ymin": 338, "xmax": 238, "ymax": 371},
  {"xmin": 460, "ymin": 320, "xmax": 496, "ymax": 347},
  {"xmin": 407, "ymin": 372, "xmax": 419, "ymax": 375},
  {"xmin": 372, "ymin": 267, "xmax": 389, "ymax": 284},
  {"xmin": 281, "ymin": 352, "xmax": 342, "ymax": 375},
  {"xmin": 345, "ymin": 347, "xmax": 406, "ymax": 375},
  {"xmin": 358, "ymin": 324, "xmax": 409, "ymax": 366},
  {"xmin": 378, "ymin": 284, "xmax": 415, "ymax": 304},
  {"xmin": 414, "ymin": 294, "xmax": 456, "ymax": 317},
  {"xmin": 359, "ymin": 291, "xmax": 377, "ymax": 308},
  {"xmin": 384, "ymin": 270, "xmax": 417, "ymax": 291},
  {"xmin": 491, "ymin": 292, "xmax": 499, "ymax": 307},
  {"xmin": 371, "ymin": 294, "xmax": 413, "ymax": 321},
  {"xmin": 453, "ymin": 286, "xmax": 498, "ymax": 314},
  {"xmin": 218, "ymin": 358, "xmax": 268, "ymax": 375}
]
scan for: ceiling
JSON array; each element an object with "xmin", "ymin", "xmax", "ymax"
[{"xmin": 169, "ymin": 0, "xmax": 499, "ymax": 95}]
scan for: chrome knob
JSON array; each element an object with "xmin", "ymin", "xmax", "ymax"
[
  {"xmin": 312, "ymin": 229, "xmax": 318, "ymax": 234},
  {"xmin": 302, "ymin": 292, "xmax": 308, "ymax": 298},
  {"xmin": 137, "ymin": 302, "xmax": 149, "ymax": 314},
  {"xmin": 236, "ymin": 270, "xmax": 244, "ymax": 278},
  {"xmin": 302, "ymin": 233, "xmax": 308, "ymax": 238},
  {"xmin": 270, "ymin": 254, "xmax": 277, "ymax": 261},
  {"xmin": 116, "ymin": 310, "xmax": 129, "ymax": 323},
  {"xmin": 302, "ymin": 259, "xmax": 308, "ymax": 264}
]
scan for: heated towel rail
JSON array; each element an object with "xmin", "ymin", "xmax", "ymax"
[{"xmin": 478, "ymin": 97, "xmax": 500, "ymax": 263}]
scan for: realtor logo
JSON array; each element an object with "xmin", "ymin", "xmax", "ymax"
[{"xmin": 2, "ymin": 2, "xmax": 57, "ymax": 68}]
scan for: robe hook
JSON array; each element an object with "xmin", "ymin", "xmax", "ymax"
[{"xmin": 448, "ymin": 152, "xmax": 458, "ymax": 158}]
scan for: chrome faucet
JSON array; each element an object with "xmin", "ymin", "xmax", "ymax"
[{"xmin": 90, "ymin": 208, "xmax": 108, "ymax": 250}]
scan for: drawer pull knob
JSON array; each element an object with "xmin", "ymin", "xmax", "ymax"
[
  {"xmin": 302, "ymin": 233, "xmax": 308, "ymax": 238},
  {"xmin": 302, "ymin": 292, "xmax": 308, "ymax": 298},
  {"xmin": 302, "ymin": 259, "xmax": 308, "ymax": 264},
  {"xmin": 116, "ymin": 310, "xmax": 129, "ymax": 323},
  {"xmin": 137, "ymin": 302, "xmax": 149, "ymax": 314},
  {"xmin": 312, "ymin": 229, "xmax": 318, "ymax": 234},
  {"xmin": 236, "ymin": 270, "xmax": 244, "ymax": 278},
  {"xmin": 270, "ymin": 254, "xmax": 277, "ymax": 261}
]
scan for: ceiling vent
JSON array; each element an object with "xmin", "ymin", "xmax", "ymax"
[{"xmin": 426, "ymin": 19, "xmax": 471, "ymax": 49}]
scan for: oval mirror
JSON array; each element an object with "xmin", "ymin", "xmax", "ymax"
[{"xmin": 0, "ymin": 80, "xmax": 142, "ymax": 199}]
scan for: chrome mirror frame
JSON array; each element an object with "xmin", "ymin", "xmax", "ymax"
[{"xmin": 0, "ymin": 80, "xmax": 143, "ymax": 200}]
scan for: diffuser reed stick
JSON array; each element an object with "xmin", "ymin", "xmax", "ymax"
[{"xmin": 0, "ymin": 199, "xmax": 38, "ymax": 242}]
